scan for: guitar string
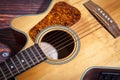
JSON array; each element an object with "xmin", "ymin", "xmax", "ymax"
[
  {"xmin": 0, "ymin": 67, "xmax": 6, "ymax": 80},
  {"xmin": 57, "ymin": 26, "xmax": 102, "ymax": 52},
  {"xmin": 14, "ymin": 15, "xmax": 97, "ymax": 48},
  {"xmin": 14, "ymin": 18, "xmax": 100, "ymax": 54},
  {"xmin": 41, "ymin": 24, "xmax": 101, "ymax": 53},
  {"xmin": 39, "ymin": 24, "xmax": 101, "ymax": 56},
  {"xmin": 41, "ymin": 23, "xmax": 97, "ymax": 48},
  {"xmin": 35, "ymin": 25, "xmax": 101, "ymax": 56},
  {"xmin": 38, "ymin": 21, "xmax": 99, "ymax": 52}
]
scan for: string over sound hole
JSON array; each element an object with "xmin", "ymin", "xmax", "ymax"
[
  {"xmin": 41, "ymin": 30, "xmax": 74, "ymax": 60},
  {"xmin": 36, "ymin": 26, "xmax": 80, "ymax": 64}
]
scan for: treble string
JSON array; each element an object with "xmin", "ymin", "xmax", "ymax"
[{"xmin": 41, "ymin": 24, "xmax": 101, "ymax": 53}]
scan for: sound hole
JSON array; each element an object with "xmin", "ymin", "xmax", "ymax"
[{"xmin": 41, "ymin": 30, "xmax": 74, "ymax": 60}]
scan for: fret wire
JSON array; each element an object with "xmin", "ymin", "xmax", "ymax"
[
  {"xmin": 35, "ymin": 44, "xmax": 47, "ymax": 60},
  {"xmin": 31, "ymin": 46, "xmax": 42, "ymax": 61},
  {"xmin": 12, "ymin": 56, "xmax": 24, "ymax": 72},
  {"xmin": 0, "ymin": 63, "xmax": 9, "ymax": 72},
  {"xmin": 33, "ymin": 45, "xmax": 43, "ymax": 60},
  {"xmin": 15, "ymin": 55, "xmax": 25, "ymax": 70},
  {"xmin": 20, "ymin": 52, "xmax": 31, "ymax": 68},
  {"xmin": 10, "ymin": 58, "xmax": 20, "ymax": 73},
  {"xmin": 5, "ymin": 58, "xmax": 18, "ymax": 76},
  {"xmin": 36, "ymin": 44, "xmax": 46, "ymax": 58},
  {"xmin": 0, "ymin": 67, "xmax": 9, "ymax": 75},
  {"xmin": 25, "ymin": 49, "xmax": 38, "ymax": 64},
  {"xmin": 17, "ymin": 52, "xmax": 30, "ymax": 69},
  {"xmin": 24, "ymin": 50, "xmax": 35, "ymax": 65},
  {"xmin": 4, "ymin": 61, "xmax": 14, "ymax": 77},
  {"xmin": 21, "ymin": 51, "xmax": 34, "ymax": 66},
  {"xmin": 29, "ymin": 47, "xmax": 39, "ymax": 63},
  {"xmin": 0, "ymin": 67, "xmax": 7, "ymax": 80}
]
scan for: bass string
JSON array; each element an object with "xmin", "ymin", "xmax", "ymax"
[
  {"xmin": 14, "ymin": 15, "xmax": 101, "ymax": 53},
  {"xmin": 41, "ymin": 25, "xmax": 101, "ymax": 53}
]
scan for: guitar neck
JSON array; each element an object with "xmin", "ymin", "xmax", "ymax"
[{"xmin": 0, "ymin": 44, "xmax": 47, "ymax": 80}]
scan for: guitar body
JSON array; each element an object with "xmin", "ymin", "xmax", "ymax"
[{"xmin": 11, "ymin": 0, "xmax": 120, "ymax": 80}]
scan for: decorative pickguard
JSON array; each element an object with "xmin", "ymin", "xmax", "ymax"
[{"xmin": 29, "ymin": 2, "xmax": 81, "ymax": 41}]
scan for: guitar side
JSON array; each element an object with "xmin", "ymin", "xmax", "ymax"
[{"xmin": 11, "ymin": 0, "xmax": 120, "ymax": 80}]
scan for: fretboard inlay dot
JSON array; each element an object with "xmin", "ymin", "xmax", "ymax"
[
  {"xmin": 21, "ymin": 60, "xmax": 25, "ymax": 63},
  {"xmin": 10, "ymin": 66, "xmax": 14, "ymax": 69}
]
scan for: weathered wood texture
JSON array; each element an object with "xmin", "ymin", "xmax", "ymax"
[{"xmin": 0, "ymin": 0, "xmax": 51, "ymax": 62}]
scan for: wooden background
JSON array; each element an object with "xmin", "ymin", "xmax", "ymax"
[
  {"xmin": 0, "ymin": 0, "xmax": 51, "ymax": 61},
  {"xmin": 0, "ymin": 0, "xmax": 120, "ymax": 80}
]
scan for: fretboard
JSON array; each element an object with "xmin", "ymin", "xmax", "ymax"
[{"xmin": 0, "ymin": 44, "xmax": 47, "ymax": 80}]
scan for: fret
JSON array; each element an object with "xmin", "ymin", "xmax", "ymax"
[
  {"xmin": 4, "ymin": 61, "xmax": 14, "ymax": 77},
  {"xmin": 28, "ymin": 47, "xmax": 39, "ymax": 63},
  {"xmin": 33, "ymin": 44, "xmax": 45, "ymax": 60},
  {"xmin": 21, "ymin": 51, "xmax": 34, "ymax": 66},
  {"xmin": 15, "ymin": 55, "xmax": 25, "ymax": 71},
  {"xmin": 17, "ymin": 52, "xmax": 30, "ymax": 68},
  {"xmin": 10, "ymin": 58, "xmax": 20, "ymax": 73},
  {"xmin": 0, "ymin": 62, "xmax": 13, "ymax": 79},
  {"xmin": 24, "ymin": 50, "xmax": 35, "ymax": 65},
  {"xmin": 5, "ymin": 58, "xmax": 18, "ymax": 76},
  {"xmin": 32, "ymin": 45, "xmax": 42, "ymax": 61},
  {"xmin": 0, "ymin": 67, "xmax": 6, "ymax": 80}
]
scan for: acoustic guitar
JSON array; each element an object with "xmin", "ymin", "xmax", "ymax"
[{"xmin": 1, "ymin": 0, "xmax": 120, "ymax": 80}]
